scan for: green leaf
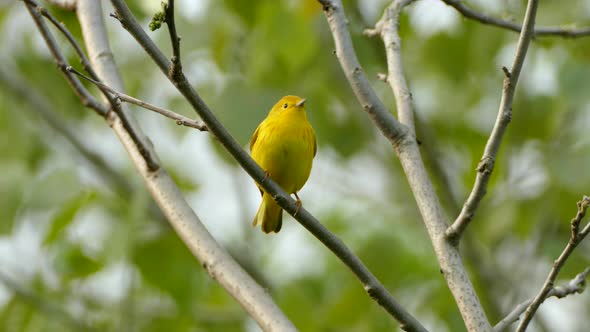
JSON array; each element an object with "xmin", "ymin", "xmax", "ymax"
[
  {"xmin": 133, "ymin": 231, "xmax": 203, "ymax": 312},
  {"xmin": 149, "ymin": 3, "xmax": 167, "ymax": 31},
  {"xmin": 53, "ymin": 243, "xmax": 102, "ymax": 280},
  {"xmin": 23, "ymin": 168, "xmax": 82, "ymax": 211},
  {"xmin": 0, "ymin": 163, "xmax": 27, "ymax": 234},
  {"xmin": 0, "ymin": 297, "xmax": 34, "ymax": 332},
  {"xmin": 44, "ymin": 191, "xmax": 95, "ymax": 245},
  {"xmin": 167, "ymin": 168, "xmax": 200, "ymax": 193},
  {"xmin": 223, "ymin": 0, "xmax": 258, "ymax": 26}
]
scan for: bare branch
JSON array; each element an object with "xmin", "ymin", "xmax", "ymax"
[
  {"xmin": 366, "ymin": 0, "xmax": 417, "ymax": 133},
  {"xmin": 163, "ymin": 0, "xmax": 182, "ymax": 79},
  {"xmin": 330, "ymin": 0, "xmax": 492, "ymax": 330},
  {"xmin": 38, "ymin": 0, "xmax": 159, "ymax": 170},
  {"xmin": 30, "ymin": 0, "xmax": 124, "ymax": 128},
  {"xmin": 445, "ymin": 0, "xmax": 539, "ymax": 243},
  {"xmin": 109, "ymin": 1, "xmax": 426, "ymax": 331},
  {"xmin": 415, "ymin": 105, "xmax": 507, "ymax": 322},
  {"xmin": 1, "ymin": 63, "xmax": 167, "ymax": 222},
  {"xmin": 441, "ymin": 0, "xmax": 590, "ymax": 38},
  {"xmin": 76, "ymin": 1, "xmax": 297, "ymax": 330},
  {"xmin": 67, "ymin": 67, "xmax": 208, "ymax": 131},
  {"xmin": 0, "ymin": 66, "xmax": 133, "ymax": 196},
  {"xmin": 317, "ymin": 0, "xmax": 410, "ymax": 147},
  {"xmin": 495, "ymin": 300, "xmax": 532, "ymax": 332},
  {"xmin": 515, "ymin": 196, "xmax": 590, "ymax": 331},
  {"xmin": 74, "ymin": 0, "xmax": 160, "ymax": 172},
  {"xmin": 22, "ymin": 0, "xmax": 107, "ymax": 116},
  {"xmin": 26, "ymin": 0, "xmax": 161, "ymax": 171},
  {"xmin": 493, "ymin": 267, "xmax": 590, "ymax": 332},
  {"xmin": 24, "ymin": 0, "xmax": 298, "ymax": 330},
  {"xmin": 37, "ymin": 6, "xmax": 87, "ymax": 68}
]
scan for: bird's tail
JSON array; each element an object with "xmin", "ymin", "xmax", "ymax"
[{"xmin": 253, "ymin": 193, "xmax": 283, "ymax": 233}]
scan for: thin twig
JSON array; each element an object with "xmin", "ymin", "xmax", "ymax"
[
  {"xmin": 1, "ymin": 64, "xmax": 167, "ymax": 223},
  {"xmin": 76, "ymin": 0, "xmax": 297, "ymax": 329},
  {"xmin": 75, "ymin": 0, "xmax": 161, "ymax": 172},
  {"xmin": 494, "ymin": 267, "xmax": 590, "ymax": 332},
  {"xmin": 25, "ymin": 0, "xmax": 297, "ymax": 330},
  {"xmin": 317, "ymin": 0, "xmax": 409, "ymax": 147},
  {"xmin": 110, "ymin": 1, "xmax": 426, "ymax": 331},
  {"xmin": 445, "ymin": 0, "xmax": 539, "ymax": 244},
  {"xmin": 515, "ymin": 196, "xmax": 590, "ymax": 331},
  {"xmin": 34, "ymin": 0, "xmax": 119, "ymax": 112},
  {"xmin": 68, "ymin": 66, "xmax": 208, "ymax": 131},
  {"xmin": 364, "ymin": 0, "xmax": 416, "ymax": 133},
  {"xmin": 23, "ymin": 0, "xmax": 163, "ymax": 212},
  {"xmin": 364, "ymin": 1, "xmax": 491, "ymax": 331},
  {"xmin": 24, "ymin": 0, "xmax": 161, "ymax": 171},
  {"xmin": 37, "ymin": 6, "xmax": 89, "ymax": 72},
  {"xmin": 163, "ymin": 0, "xmax": 182, "ymax": 79},
  {"xmin": 0, "ymin": 66, "xmax": 133, "ymax": 196},
  {"xmin": 441, "ymin": 0, "xmax": 590, "ymax": 38},
  {"xmin": 415, "ymin": 113, "xmax": 505, "ymax": 322},
  {"xmin": 22, "ymin": 0, "xmax": 107, "ymax": 116}
]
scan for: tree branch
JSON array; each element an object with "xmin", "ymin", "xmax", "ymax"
[
  {"xmin": 25, "ymin": 0, "xmax": 160, "ymax": 171},
  {"xmin": 445, "ymin": 0, "xmax": 539, "ymax": 243},
  {"xmin": 24, "ymin": 0, "xmax": 297, "ymax": 330},
  {"xmin": 416, "ymin": 114, "xmax": 505, "ymax": 322},
  {"xmin": 494, "ymin": 267, "xmax": 590, "ymax": 332},
  {"xmin": 317, "ymin": 0, "xmax": 410, "ymax": 147},
  {"xmin": 75, "ymin": 1, "xmax": 296, "ymax": 330},
  {"xmin": 364, "ymin": 0, "xmax": 416, "ymax": 134},
  {"xmin": 163, "ymin": 0, "xmax": 182, "ymax": 79},
  {"xmin": 515, "ymin": 196, "xmax": 590, "ymax": 331},
  {"xmin": 441, "ymin": 0, "xmax": 590, "ymax": 38},
  {"xmin": 326, "ymin": 1, "xmax": 491, "ymax": 330},
  {"xmin": 0, "ymin": 65, "xmax": 133, "ymax": 196},
  {"xmin": 22, "ymin": 0, "xmax": 107, "ymax": 116},
  {"xmin": 67, "ymin": 66, "xmax": 208, "ymax": 131},
  {"xmin": 74, "ymin": 0, "xmax": 160, "ymax": 172},
  {"xmin": 109, "ymin": 1, "xmax": 426, "ymax": 331}
]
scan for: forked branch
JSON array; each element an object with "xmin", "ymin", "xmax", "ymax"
[
  {"xmin": 445, "ymin": 0, "xmax": 540, "ymax": 244},
  {"xmin": 441, "ymin": 0, "xmax": 590, "ymax": 38},
  {"xmin": 109, "ymin": 0, "xmax": 426, "ymax": 330},
  {"xmin": 326, "ymin": 0, "xmax": 491, "ymax": 330},
  {"xmin": 68, "ymin": 67, "xmax": 207, "ymax": 131},
  {"xmin": 317, "ymin": 0, "xmax": 410, "ymax": 146},
  {"xmin": 494, "ymin": 267, "xmax": 590, "ymax": 332},
  {"xmin": 363, "ymin": 0, "xmax": 416, "ymax": 132},
  {"xmin": 24, "ymin": 0, "xmax": 297, "ymax": 330},
  {"xmin": 515, "ymin": 196, "xmax": 590, "ymax": 331}
]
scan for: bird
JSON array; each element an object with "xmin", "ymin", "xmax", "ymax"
[{"xmin": 250, "ymin": 95, "xmax": 317, "ymax": 233}]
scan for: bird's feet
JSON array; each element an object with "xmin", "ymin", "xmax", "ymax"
[
  {"xmin": 294, "ymin": 192, "xmax": 302, "ymax": 216},
  {"xmin": 262, "ymin": 170, "xmax": 270, "ymax": 182}
]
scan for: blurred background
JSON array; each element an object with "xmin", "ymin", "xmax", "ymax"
[{"xmin": 1, "ymin": 0, "xmax": 590, "ymax": 331}]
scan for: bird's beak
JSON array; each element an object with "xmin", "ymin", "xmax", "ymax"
[{"xmin": 296, "ymin": 98, "xmax": 306, "ymax": 107}]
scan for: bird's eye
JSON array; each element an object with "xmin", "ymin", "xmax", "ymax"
[{"xmin": 282, "ymin": 103, "xmax": 288, "ymax": 109}]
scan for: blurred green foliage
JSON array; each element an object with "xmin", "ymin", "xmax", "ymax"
[{"xmin": 1, "ymin": 0, "xmax": 590, "ymax": 331}]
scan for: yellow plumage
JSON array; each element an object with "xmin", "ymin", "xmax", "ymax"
[{"xmin": 250, "ymin": 95, "xmax": 317, "ymax": 233}]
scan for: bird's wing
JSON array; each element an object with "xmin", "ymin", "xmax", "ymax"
[
  {"xmin": 249, "ymin": 124, "xmax": 261, "ymax": 152},
  {"xmin": 249, "ymin": 124, "xmax": 265, "ymax": 197}
]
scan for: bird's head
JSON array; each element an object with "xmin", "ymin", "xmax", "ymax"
[{"xmin": 269, "ymin": 95, "xmax": 307, "ymax": 117}]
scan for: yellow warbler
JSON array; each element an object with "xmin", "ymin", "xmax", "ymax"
[{"xmin": 250, "ymin": 95, "xmax": 317, "ymax": 233}]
